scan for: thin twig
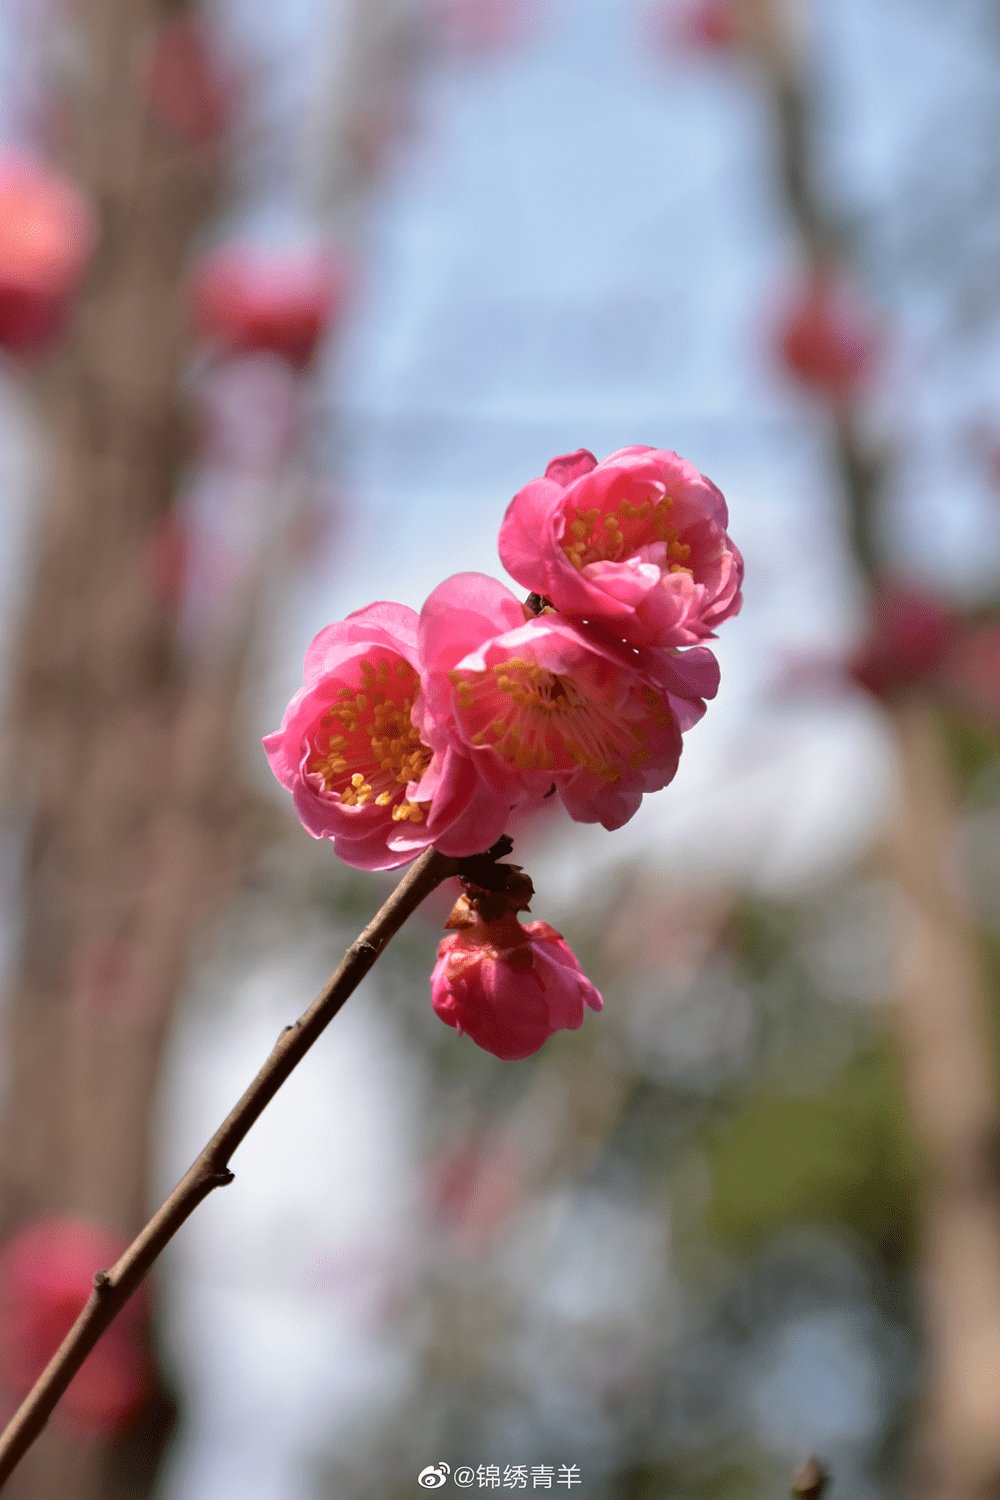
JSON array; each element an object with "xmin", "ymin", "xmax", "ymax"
[{"xmin": 0, "ymin": 841, "xmax": 469, "ymax": 1489}]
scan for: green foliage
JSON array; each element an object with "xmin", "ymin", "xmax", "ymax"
[
  {"xmin": 705, "ymin": 1040, "xmax": 918, "ymax": 1263},
  {"xmin": 936, "ymin": 702, "xmax": 1000, "ymax": 798},
  {"xmin": 730, "ymin": 901, "xmax": 800, "ymax": 984},
  {"xmin": 614, "ymin": 1450, "xmax": 768, "ymax": 1500}
]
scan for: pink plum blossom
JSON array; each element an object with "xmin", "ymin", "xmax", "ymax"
[
  {"xmin": 263, "ymin": 602, "xmax": 513, "ymax": 869},
  {"xmin": 431, "ymin": 902, "xmax": 602, "ymax": 1060},
  {"xmin": 418, "ymin": 573, "xmax": 718, "ymax": 833},
  {"xmin": 498, "ymin": 446, "xmax": 743, "ymax": 649}
]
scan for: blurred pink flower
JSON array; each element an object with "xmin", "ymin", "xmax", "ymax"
[
  {"xmin": 0, "ymin": 1218, "xmax": 149, "ymax": 1436},
  {"xmin": 778, "ymin": 272, "xmax": 879, "ymax": 396},
  {"xmin": 263, "ymin": 602, "xmax": 512, "ymax": 869},
  {"xmin": 188, "ymin": 243, "xmax": 351, "ymax": 370},
  {"xmin": 0, "ymin": 151, "xmax": 95, "ymax": 356},
  {"xmin": 423, "ymin": 0, "xmax": 534, "ymax": 54},
  {"xmin": 418, "ymin": 573, "xmax": 717, "ymax": 834},
  {"xmin": 145, "ymin": 17, "xmax": 227, "ymax": 146},
  {"xmin": 848, "ymin": 581, "xmax": 955, "ymax": 701},
  {"xmin": 431, "ymin": 903, "xmax": 602, "ymax": 1060},
  {"xmin": 498, "ymin": 447, "xmax": 742, "ymax": 649},
  {"xmin": 428, "ymin": 1127, "xmax": 524, "ymax": 1246},
  {"xmin": 681, "ymin": 0, "xmax": 739, "ymax": 48},
  {"xmin": 646, "ymin": 0, "xmax": 740, "ymax": 54}
]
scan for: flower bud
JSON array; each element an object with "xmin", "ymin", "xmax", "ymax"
[{"xmin": 431, "ymin": 901, "xmax": 602, "ymax": 1061}]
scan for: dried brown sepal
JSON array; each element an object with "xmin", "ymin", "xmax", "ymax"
[
  {"xmin": 446, "ymin": 835, "xmax": 534, "ymax": 923},
  {"xmin": 444, "ymin": 893, "xmax": 479, "ymax": 930},
  {"xmin": 458, "ymin": 863, "xmax": 535, "ymax": 924}
]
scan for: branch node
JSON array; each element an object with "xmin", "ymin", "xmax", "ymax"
[
  {"xmin": 93, "ymin": 1269, "xmax": 113, "ymax": 1294},
  {"xmin": 210, "ymin": 1169, "xmax": 235, "ymax": 1188},
  {"xmin": 356, "ymin": 940, "xmax": 379, "ymax": 959}
]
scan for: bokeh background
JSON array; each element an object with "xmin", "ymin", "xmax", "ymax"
[{"xmin": 3, "ymin": 1, "xmax": 1000, "ymax": 1498}]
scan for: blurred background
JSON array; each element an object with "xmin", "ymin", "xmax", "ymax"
[{"xmin": 2, "ymin": 0, "xmax": 1000, "ymax": 1497}]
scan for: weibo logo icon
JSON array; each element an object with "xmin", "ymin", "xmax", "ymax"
[{"xmin": 418, "ymin": 1463, "xmax": 451, "ymax": 1488}]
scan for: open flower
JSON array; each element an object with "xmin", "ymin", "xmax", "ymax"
[
  {"xmin": 263, "ymin": 601, "xmax": 513, "ymax": 869},
  {"xmin": 418, "ymin": 573, "xmax": 718, "ymax": 833},
  {"xmin": 498, "ymin": 446, "xmax": 743, "ymax": 649},
  {"xmin": 431, "ymin": 898, "xmax": 602, "ymax": 1060}
]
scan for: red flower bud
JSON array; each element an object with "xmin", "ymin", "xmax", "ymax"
[{"xmin": 431, "ymin": 900, "xmax": 602, "ymax": 1061}]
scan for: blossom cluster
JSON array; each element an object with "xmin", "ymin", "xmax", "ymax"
[{"xmin": 265, "ymin": 446, "xmax": 742, "ymax": 1057}]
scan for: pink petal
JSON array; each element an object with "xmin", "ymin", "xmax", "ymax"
[
  {"xmin": 543, "ymin": 448, "xmax": 598, "ymax": 485},
  {"xmin": 497, "ymin": 480, "xmax": 561, "ymax": 595}
]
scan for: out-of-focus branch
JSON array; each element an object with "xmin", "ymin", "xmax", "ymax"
[
  {"xmin": 887, "ymin": 700, "xmax": 1000, "ymax": 1498},
  {"xmin": 0, "ymin": 3, "xmax": 416, "ymax": 1493},
  {"xmin": 0, "ymin": 842, "xmax": 466, "ymax": 1491},
  {"xmin": 740, "ymin": 0, "xmax": 883, "ymax": 581},
  {"xmin": 745, "ymin": 2, "xmax": 1000, "ymax": 1496}
]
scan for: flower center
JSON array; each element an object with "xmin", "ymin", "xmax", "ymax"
[
  {"xmin": 560, "ymin": 488, "xmax": 692, "ymax": 576},
  {"xmin": 306, "ymin": 655, "xmax": 432, "ymax": 824},
  {"xmin": 449, "ymin": 656, "xmax": 673, "ymax": 782}
]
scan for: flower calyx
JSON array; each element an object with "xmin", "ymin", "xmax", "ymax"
[{"xmin": 447, "ymin": 837, "xmax": 536, "ymax": 927}]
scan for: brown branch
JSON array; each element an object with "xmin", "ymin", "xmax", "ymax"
[
  {"xmin": 750, "ymin": 4, "xmax": 1000, "ymax": 1494},
  {"xmin": 0, "ymin": 841, "xmax": 468, "ymax": 1490},
  {"xmin": 886, "ymin": 701, "xmax": 1000, "ymax": 1498}
]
